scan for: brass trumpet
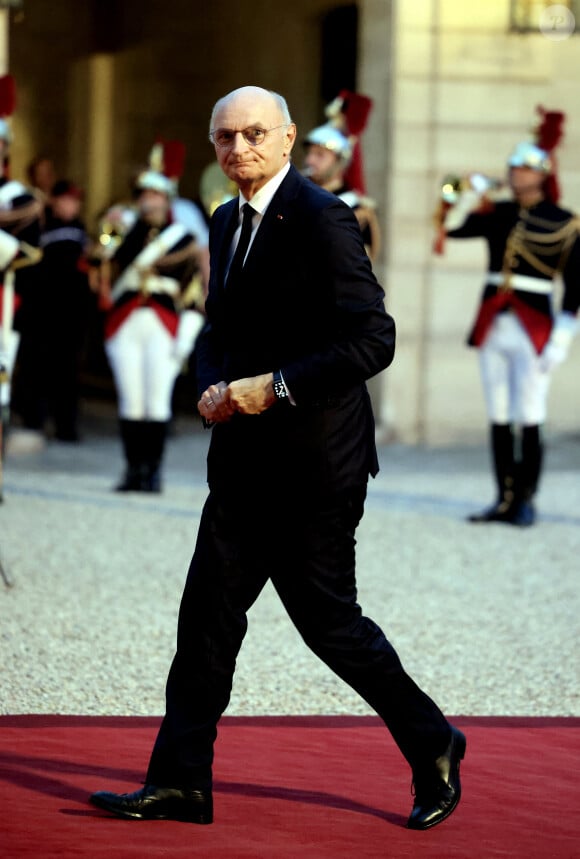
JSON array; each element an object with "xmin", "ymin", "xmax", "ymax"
[
  {"xmin": 433, "ymin": 173, "xmax": 511, "ymax": 255},
  {"xmin": 440, "ymin": 172, "xmax": 512, "ymax": 204},
  {"xmin": 96, "ymin": 203, "xmax": 138, "ymax": 259},
  {"xmin": 199, "ymin": 162, "xmax": 237, "ymax": 217}
]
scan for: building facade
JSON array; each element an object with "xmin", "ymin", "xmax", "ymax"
[{"xmin": 3, "ymin": 0, "xmax": 579, "ymax": 443}]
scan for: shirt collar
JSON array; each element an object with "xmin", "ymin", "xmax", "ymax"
[{"xmin": 238, "ymin": 161, "xmax": 291, "ymax": 217}]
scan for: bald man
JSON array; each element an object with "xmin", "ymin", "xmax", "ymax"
[{"xmin": 90, "ymin": 86, "xmax": 465, "ymax": 832}]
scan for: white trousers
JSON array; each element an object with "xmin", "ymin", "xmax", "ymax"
[
  {"xmin": 478, "ymin": 312, "xmax": 551, "ymax": 425},
  {"xmin": 105, "ymin": 308, "xmax": 182, "ymax": 421}
]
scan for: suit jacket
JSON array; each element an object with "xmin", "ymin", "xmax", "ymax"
[{"xmin": 196, "ymin": 164, "xmax": 395, "ymax": 497}]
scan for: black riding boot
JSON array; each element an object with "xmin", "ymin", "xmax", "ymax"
[
  {"xmin": 469, "ymin": 423, "xmax": 517, "ymax": 523},
  {"xmin": 511, "ymin": 424, "xmax": 543, "ymax": 527},
  {"xmin": 141, "ymin": 420, "xmax": 168, "ymax": 492},
  {"xmin": 115, "ymin": 419, "xmax": 147, "ymax": 491}
]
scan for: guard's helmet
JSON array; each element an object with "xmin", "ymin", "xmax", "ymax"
[
  {"xmin": 507, "ymin": 141, "xmax": 552, "ymax": 173},
  {"xmin": 134, "ymin": 169, "xmax": 176, "ymax": 197},
  {"xmin": 303, "ymin": 123, "xmax": 353, "ymax": 164}
]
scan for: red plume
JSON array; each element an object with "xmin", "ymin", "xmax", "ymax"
[
  {"xmin": 534, "ymin": 106, "xmax": 565, "ymax": 204},
  {"xmin": 334, "ymin": 90, "xmax": 374, "ymax": 195},
  {"xmin": 160, "ymin": 140, "xmax": 186, "ymax": 180},
  {"xmin": 535, "ymin": 105, "xmax": 565, "ymax": 152},
  {"xmin": 0, "ymin": 74, "xmax": 16, "ymax": 117},
  {"xmin": 149, "ymin": 138, "xmax": 186, "ymax": 180},
  {"xmin": 338, "ymin": 90, "xmax": 373, "ymax": 137}
]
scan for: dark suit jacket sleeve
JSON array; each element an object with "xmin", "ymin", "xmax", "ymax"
[{"xmin": 279, "ymin": 197, "xmax": 395, "ymax": 404}]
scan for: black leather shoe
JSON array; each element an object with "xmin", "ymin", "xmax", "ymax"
[
  {"xmin": 90, "ymin": 784, "xmax": 213, "ymax": 824},
  {"xmin": 407, "ymin": 726, "xmax": 466, "ymax": 830}
]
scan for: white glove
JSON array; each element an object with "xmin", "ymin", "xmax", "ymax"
[
  {"xmin": 173, "ymin": 309, "xmax": 205, "ymax": 363},
  {"xmin": 539, "ymin": 312, "xmax": 578, "ymax": 373},
  {"xmin": 0, "ymin": 231, "xmax": 20, "ymax": 269},
  {"xmin": 443, "ymin": 190, "xmax": 482, "ymax": 232}
]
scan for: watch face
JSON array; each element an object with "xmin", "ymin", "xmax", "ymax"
[{"xmin": 274, "ymin": 380, "xmax": 288, "ymax": 399}]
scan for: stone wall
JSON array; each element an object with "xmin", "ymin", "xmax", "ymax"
[
  {"xmin": 370, "ymin": 0, "xmax": 580, "ymax": 443},
  {"xmin": 4, "ymin": 0, "xmax": 579, "ymax": 443}
]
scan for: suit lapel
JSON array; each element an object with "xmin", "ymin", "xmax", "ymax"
[
  {"xmin": 242, "ymin": 167, "xmax": 302, "ymax": 273},
  {"xmin": 213, "ymin": 166, "xmax": 304, "ymax": 286},
  {"xmin": 215, "ymin": 200, "xmax": 240, "ymax": 287}
]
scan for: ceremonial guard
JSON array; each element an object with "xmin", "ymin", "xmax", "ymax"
[
  {"xmin": 97, "ymin": 169, "xmax": 205, "ymax": 492},
  {"xmin": 436, "ymin": 108, "xmax": 580, "ymax": 526},
  {"xmin": 31, "ymin": 180, "xmax": 93, "ymax": 441},
  {"xmin": 303, "ymin": 90, "xmax": 380, "ymax": 262},
  {"xmin": 148, "ymin": 138, "xmax": 210, "ymax": 295},
  {"xmin": 0, "ymin": 74, "xmax": 43, "ymax": 472}
]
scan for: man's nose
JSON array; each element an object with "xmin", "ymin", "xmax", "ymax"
[{"xmin": 230, "ymin": 131, "xmax": 249, "ymax": 152}]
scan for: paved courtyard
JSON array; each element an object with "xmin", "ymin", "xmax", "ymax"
[{"xmin": 1, "ymin": 402, "xmax": 579, "ymax": 719}]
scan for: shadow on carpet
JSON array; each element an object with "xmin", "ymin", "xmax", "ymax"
[{"xmin": 0, "ymin": 715, "xmax": 578, "ymax": 858}]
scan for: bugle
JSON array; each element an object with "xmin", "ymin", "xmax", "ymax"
[{"xmin": 440, "ymin": 172, "xmax": 512, "ymax": 205}]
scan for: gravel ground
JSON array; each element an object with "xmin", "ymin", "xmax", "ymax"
[{"xmin": 1, "ymin": 405, "xmax": 579, "ymax": 718}]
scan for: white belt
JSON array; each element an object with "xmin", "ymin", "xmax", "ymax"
[
  {"xmin": 111, "ymin": 270, "xmax": 180, "ymax": 303},
  {"xmin": 487, "ymin": 272, "xmax": 552, "ymax": 295}
]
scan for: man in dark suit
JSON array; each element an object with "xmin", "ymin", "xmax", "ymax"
[{"xmin": 90, "ymin": 86, "xmax": 465, "ymax": 831}]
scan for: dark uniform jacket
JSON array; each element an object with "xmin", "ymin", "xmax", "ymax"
[
  {"xmin": 106, "ymin": 217, "xmax": 200, "ymax": 339},
  {"xmin": 38, "ymin": 212, "xmax": 91, "ymax": 336},
  {"xmin": 447, "ymin": 199, "xmax": 580, "ymax": 353}
]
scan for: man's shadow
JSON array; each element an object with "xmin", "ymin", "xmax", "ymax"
[{"xmin": 0, "ymin": 748, "xmax": 407, "ymax": 827}]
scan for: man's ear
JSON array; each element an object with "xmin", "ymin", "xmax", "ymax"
[{"xmin": 285, "ymin": 123, "xmax": 297, "ymax": 153}]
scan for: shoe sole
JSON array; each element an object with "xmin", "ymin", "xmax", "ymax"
[{"xmin": 90, "ymin": 796, "xmax": 212, "ymax": 824}]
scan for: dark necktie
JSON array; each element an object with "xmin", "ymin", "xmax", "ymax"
[{"xmin": 227, "ymin": 203, "xmax": 255, "ymax": 285}]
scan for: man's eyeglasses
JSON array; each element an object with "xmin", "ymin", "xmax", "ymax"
[{"xmin": 209, "ymin": 125, "xmax": 288, "ymax": 148}]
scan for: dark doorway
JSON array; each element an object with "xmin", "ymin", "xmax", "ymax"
[{"xmin": 320, "ymin": 4, "xmax": 359, "ymax": 103}]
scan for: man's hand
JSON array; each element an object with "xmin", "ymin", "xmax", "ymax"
[
  {"xmin": 198, "ymin": 381, "xmax": 235, "ymax": 423},
  {"xmin": 228, "ymin": 373, "xmax": 276, "ymax": 415},
  {"xmin": 198, "ymin": 373, "xmax": 277, "ymax": 422}
]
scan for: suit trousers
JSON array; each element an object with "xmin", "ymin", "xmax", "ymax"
[{"xmin": 146, "ymin": 483, "xmax": 451, "ymax": 789}]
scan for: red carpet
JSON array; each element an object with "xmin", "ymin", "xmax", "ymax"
[{"xmin": 0, "ymin": 715, "xmax": 578, "ymax": 858}]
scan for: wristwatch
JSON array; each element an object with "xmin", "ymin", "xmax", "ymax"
[{"xmin": 272, "ymin": 369, "xmax": 289, "ymax": 400}]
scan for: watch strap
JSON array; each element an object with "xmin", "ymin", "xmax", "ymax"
[{"xmin": 272, "ymin": 369, "xmax": 289, "ymax": 400}]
